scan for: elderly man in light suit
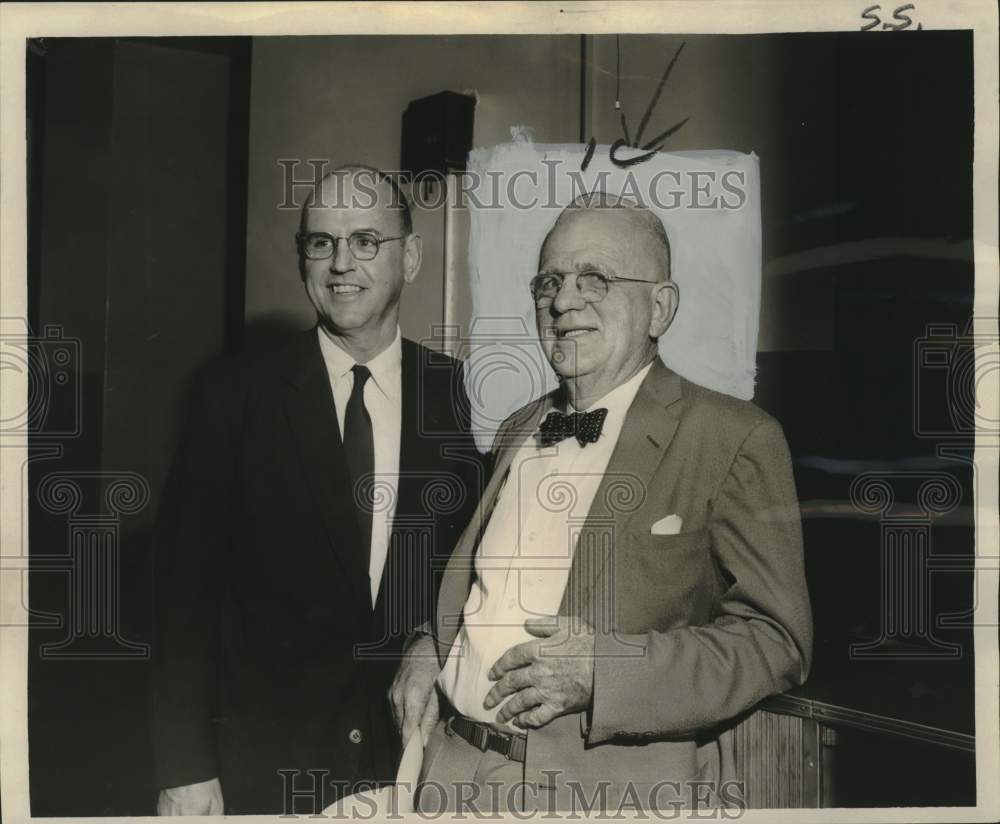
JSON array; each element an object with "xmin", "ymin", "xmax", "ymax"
[{"xmin": 390, "ymin": 192, "xmax": 812, "ymax": 814}]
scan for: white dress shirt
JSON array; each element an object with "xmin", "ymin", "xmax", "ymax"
[
  {"xmin": 437, "ymin": 362, "xmax": 653, "ymax": 728},
  {"xmin": 317, "ymin": 326, "xmax": 402, "ymax": 607}
]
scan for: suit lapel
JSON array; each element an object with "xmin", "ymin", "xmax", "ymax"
[
  {"xmin": 434, "ymin": 394, "xmax": 553, "ymax": 661},
  {"xmin": 374, "ymin": 341, "xmax": 431, "ymax": 625},
  {"xmin": 391, "ymin": 340, "xmax": 430, "ymax": 533},
  {"xmin": 559, "ymin": 360, "xmax": 684, "ymax": 622},
  {"xmin": 283, "ymin": 330, "xmax": 369, "ymax": 603}
]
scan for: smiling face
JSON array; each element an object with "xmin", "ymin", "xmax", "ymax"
[
  {"xmin": 536, "ymin": 206, "xmax": 678, "ymax": 407},
  {"xmin": 300, "ymin": 171, "xmax": 421, "ymax": 355}
]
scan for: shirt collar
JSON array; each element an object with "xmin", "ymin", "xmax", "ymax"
[
  {"xmin": 317, "ymin": 326, "xmax": 403, "ymax": 401},
  {"xmin": 563, "ymin": 361, "xmax": 654, "ymax": 417}
]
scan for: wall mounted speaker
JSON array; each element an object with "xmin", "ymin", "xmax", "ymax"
[{"xmin": 400, "ymin": 90, "xmax": 476, "ymax": 178}]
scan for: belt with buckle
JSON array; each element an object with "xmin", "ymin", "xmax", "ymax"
[{"xmin": 446, "ymin": 715, "xmax": 527, "ymax": 763}]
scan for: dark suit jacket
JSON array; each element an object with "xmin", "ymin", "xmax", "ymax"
[
  {"xmin": 152, "ymin": 330, "xmax": 483, "ymax": 814},
  {"xmin": 433, "ymin": 359, "xmax": 812, "ymax": 810}
]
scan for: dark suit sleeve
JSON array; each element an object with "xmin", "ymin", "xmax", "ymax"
[
  {"xmin": 588, "ymin": 418, "xmax": 812, "ymax": 741},
  {"xmin": 150, "ymin": 369, "xmax": 240, "ymax": 789}
]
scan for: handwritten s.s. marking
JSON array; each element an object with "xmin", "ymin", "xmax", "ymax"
[{"xmin": 861, "ymin": 3, "xmax": 923, "ymax": 31}]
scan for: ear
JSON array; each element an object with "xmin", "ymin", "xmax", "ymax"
[
  {"xmin": 402, "ymin": 233, "xmax": 423, "ymax": 284},
  {"xmin": 649, "ymin": 280, "xmax": 679, "ymax": 338}
]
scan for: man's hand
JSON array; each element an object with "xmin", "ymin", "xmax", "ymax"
[
  {"xmin": 156, "ymin": 777, "xmax": 224, "ymax": 815},
  {"xmin": 484, "ymin": 614, "xmax": 595, "ymax": 729},
  {"xmin": 389, "ymin": 632, "xmax": 441, "ymax": 747}
]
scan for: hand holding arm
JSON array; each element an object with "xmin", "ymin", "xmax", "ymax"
[{"xmin": 389, "ymin": 631, "xmax": 441, "ymax": 747}]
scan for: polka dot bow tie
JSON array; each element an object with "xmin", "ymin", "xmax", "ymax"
[{"xmin": 537, "ymin": 408, "xmax": 609, "ymax": 448}]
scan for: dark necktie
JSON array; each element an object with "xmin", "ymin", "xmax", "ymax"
[
  {"xmin": 537, "ymin": 408, "xmax": 609, "ymax": 448},
  {"xmin": 344, "ymin": 364, "xmax": 374, "ymax": 567}
]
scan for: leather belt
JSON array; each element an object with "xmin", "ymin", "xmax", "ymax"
[{"xmin": 446, "ymin": 715, "xmax": 527, "ymax": 763}]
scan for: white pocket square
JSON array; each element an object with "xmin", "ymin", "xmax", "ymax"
[{"xmin": 650, "ymin": 514, "xmax": 683, "ymax": 535}]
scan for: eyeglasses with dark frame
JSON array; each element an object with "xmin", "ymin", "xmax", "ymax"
[
  {"xmin": 296, "ymin": 231, "xmax": 408, "ymax": 261},
  {"xmin": 529, "ymin": 270, "xmax": 659, "ymax": 308}
]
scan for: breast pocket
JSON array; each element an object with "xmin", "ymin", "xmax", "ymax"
[
  {"xmin": 612, "ymin": 528, "xmax": 714, "ymax": 633},
  {"xmin": 630, "ymin": 527, "xmax": 711, "ymax": 555}
]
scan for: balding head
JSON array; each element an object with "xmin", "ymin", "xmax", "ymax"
[
  {"xmin": 540, "ymin": 192, "xmax": 672, "ymax": 283},
  {"xmin": 300, "ymin": 164, "xmax": 413, "ymax": 237}
]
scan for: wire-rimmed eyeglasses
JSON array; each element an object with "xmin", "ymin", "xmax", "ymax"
[
  {"xmin": 296, "ymin": 231, "xmax": 407, "ymax": 261},
  {"xmin": 529, "ymin": 270, "xmax": 658, "ymax": 308}
]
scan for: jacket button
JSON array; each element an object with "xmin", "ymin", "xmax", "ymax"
[{"xmin": 348, "ymin": 728, "xmax": 363, "ymax": 744}]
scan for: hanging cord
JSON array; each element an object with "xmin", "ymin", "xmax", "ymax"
[
  {"xmin": 615, "ymin": 34, "xmax": 621, "ymax": 110},
  {"xmin": 616, "ymin": 35, "xmax": 632, "ymax": 146}
]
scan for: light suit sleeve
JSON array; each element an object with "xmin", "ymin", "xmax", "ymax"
[{"xmin": 587, "ymin": 418, "xmax": 813, "ymax": 741}]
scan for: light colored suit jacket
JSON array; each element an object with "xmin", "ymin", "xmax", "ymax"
[{"xmin": 434, "ymin": 360, "xmax": 812, "ymax": 811}]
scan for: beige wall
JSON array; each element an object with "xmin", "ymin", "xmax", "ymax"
[{"xmin": 244, "ymin": 35, "xmax": 581, "ymax": 346}]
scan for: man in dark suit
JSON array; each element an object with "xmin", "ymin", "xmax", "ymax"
[
  {"xmin": 391, "ymin": 192, "xmax": 812, "ymax": 813},
  {"xmin": 152, "ymin": 166, "xmax": 481, "ymax": 815}
]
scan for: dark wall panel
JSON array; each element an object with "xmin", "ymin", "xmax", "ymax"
[{"xmin": 28, "ymin": 37, "xmax": 249, "ymax": 817}]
